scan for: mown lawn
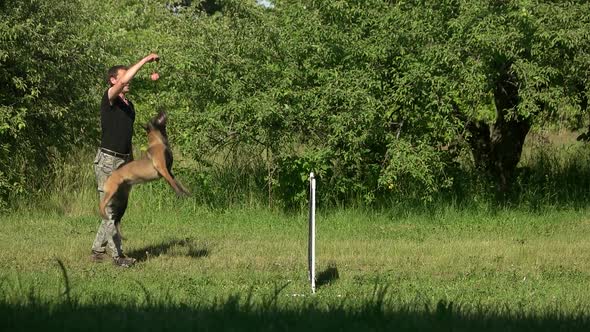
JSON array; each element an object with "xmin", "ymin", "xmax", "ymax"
[{"xmin": 2, "ymin": 198, "xmax": 590, "ymax": 331}]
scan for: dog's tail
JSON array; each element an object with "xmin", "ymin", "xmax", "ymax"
[
  {"xmin": 99, "ymin": 195, "xmax": 127, "ymax": 240},
  {"xmin": 115, "ymin": 221, "xmax": 126, "ymax": 240},
  {"xmin": 99, "ymin": 191, "xmax": 113, "ymax": 220}
]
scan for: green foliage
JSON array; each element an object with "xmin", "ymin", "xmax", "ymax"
[
  {"xmin": 149, "ymin": 0, "xmax": 468, "ymax": 205},
  {"xmin": 1, "ymin": 0, "xmax": 589, "ymax": 209},
  {"xmin": 444, "ymin": 0, "xmax": 590, "ymax": 121},
  {"xmin": 0, "ymin": 0, "xmax": 103, "ymax": 208}
]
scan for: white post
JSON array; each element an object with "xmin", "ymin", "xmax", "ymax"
[{"xmin": 308, "ymin": 172, "xmax": 316, "ymax": 294}]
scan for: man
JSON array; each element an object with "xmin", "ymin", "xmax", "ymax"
[{"xmin": 91, "ymin": 53, "xmax": 159, "ymax": 267}]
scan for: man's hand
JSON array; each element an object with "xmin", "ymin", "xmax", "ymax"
[
  {"xmin": 107, "ymin": 53, "xmax": 160, "ymax": 103},
  {"xmin": 144, "ymin": 53, "xmax": 159, "ymax": 63}
]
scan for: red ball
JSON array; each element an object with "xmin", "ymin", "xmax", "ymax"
[{"xmin": 150, "ymin": 72, "xmax": 160, "ymax": 81}]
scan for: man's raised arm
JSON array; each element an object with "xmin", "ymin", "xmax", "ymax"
[{"xmin": 107, "ymin": 53, "xmax": 159, "ymax": 103}]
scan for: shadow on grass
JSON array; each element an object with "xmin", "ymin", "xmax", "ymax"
[
  {"xmin": 2, "ymin": 297, "xmax": 589, "ymax": 332},
  {"xmin": 3, "ymin": 263, "xmax": 589, "ymax": 331},
  {"xmin": 316, "ymin": 262, "xmax": 339, "ymax": 289},
  {"xmin": 126, "ymin": 237, "xmax": 210, "ymax": 262}
]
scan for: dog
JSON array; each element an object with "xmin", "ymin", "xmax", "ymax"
[{"xmin": 99, "ymin": 111, "xmax": 190, "ymax": 221}]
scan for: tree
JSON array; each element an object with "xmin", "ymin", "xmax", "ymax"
[
  {"xmin": 364, "ymin": 0, "xmax": 590, "ymax": 195},
  {"xmin": 3, "ymin": 0, "xmax": 588, "ymax": 209},
  {"xmin": 0, "ymin": 0, "xmax": 103, "ymax": 207},
  {"xmin": 138, "ymin": 0, "xmax": 590, "ymax": 204},
  {"xmin": 445, "ymin": 1, "xmax": 590, "ymax": 192}
]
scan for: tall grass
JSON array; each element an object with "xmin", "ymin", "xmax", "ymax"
[
  {"xmin": 3, "ymin": 290, "xmax": 589, "ymax": 331},
  {"xmin": 416, "ymin": 130, "xmax": 590, "ymax": 213},
  {"xmin": 512, "ymin": 131, "xmax": 590, "ymax": 209},
  {"xmin": 6, "ymin": 129, "xmax": 590, "ymax": 216}
]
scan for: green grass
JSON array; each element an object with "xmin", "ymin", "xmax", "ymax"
[
  {"xmin": 3, "ymin": 131, "xmax": 590, "ymax": 330},
  {"xmin": 2, "ymin": 193, "xmax": 590, "ymax": 331}
]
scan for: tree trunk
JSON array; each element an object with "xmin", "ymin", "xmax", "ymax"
[{"xmin": 466, "ymin": 64, "xmax": 531, "ymax": 193}]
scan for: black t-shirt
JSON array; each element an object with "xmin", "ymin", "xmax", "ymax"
[{"xmin": 100, "ymin": 90, "xmax": 135, "ymax": 154}]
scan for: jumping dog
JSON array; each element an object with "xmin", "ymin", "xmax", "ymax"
[{"xmin": 99, "ymin": 111, "xmax": 190, "ymax": 220}]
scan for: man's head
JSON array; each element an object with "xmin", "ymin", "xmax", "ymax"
[{"xmin": 106, "ymin": 65, "xmax": 130, "ymax": 93}]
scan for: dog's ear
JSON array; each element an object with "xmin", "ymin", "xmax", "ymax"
[{"xmin": 156, "ymin": 111, "xmax": 167, "ymax": 126}]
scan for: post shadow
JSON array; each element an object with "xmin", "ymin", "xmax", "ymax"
[{"xmin": 316, "ymin": 262, "xmax": 339, "ymax": 288}]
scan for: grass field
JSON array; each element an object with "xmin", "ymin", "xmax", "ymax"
[
  {"xmin": 2, "ymin": 192, "xmax": 590, "ymax": 331},
  {"xmin": 2, "ymin": 131, "xmax": 590, "ymax": 331}
]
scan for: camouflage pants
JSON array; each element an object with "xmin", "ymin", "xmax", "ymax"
[{"xmin": 92, "ymin": 149, "xmax": 132, "ymax": 258}]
